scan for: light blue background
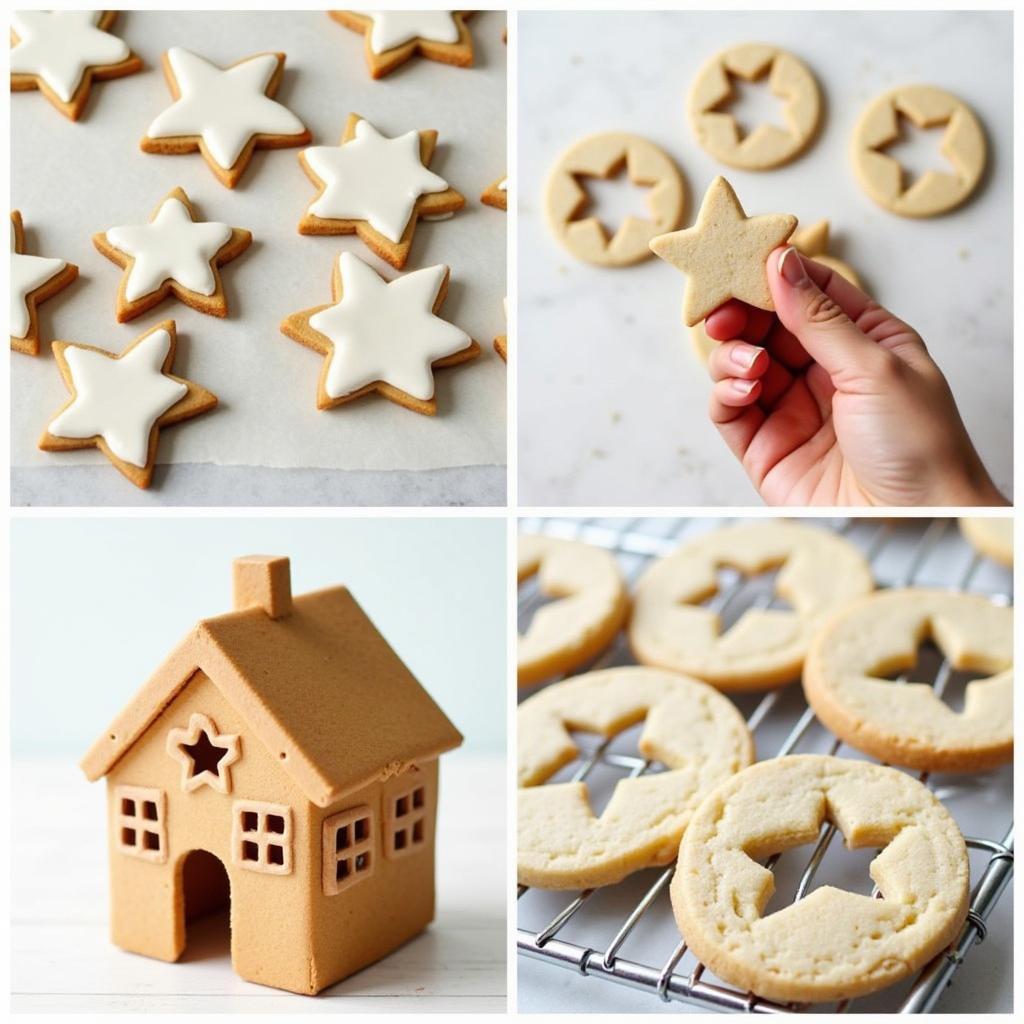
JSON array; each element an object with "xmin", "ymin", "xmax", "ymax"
[{"xmin": 11, "ymin": 516, "xmax": 506, "ymax": 755}]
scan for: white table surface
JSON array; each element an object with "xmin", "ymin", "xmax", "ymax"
[
  {"xmin": 12, "ymin": 751, "xmax": 506, "ymax": 1012},
  {"xmin": 517, "ymin": 11, "xmax": 1013, "ymax": 506}
]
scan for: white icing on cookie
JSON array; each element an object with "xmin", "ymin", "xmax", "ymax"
[
  {"xmin": 10, "ymin": 11, "xmax": 130, "ymax": 103},
  {"xmin": 498, "ymin": 178, "xmax": 508, "ymax": 190},
  {"xmin": 11, "ymin": 221, "xmax": 67, "ymax": 340},
  {"xmin": 48, "ymin": 329, "xmax": 188, "ymax": 467},
  {"xmin": 303, "ymin": 119, "xmax": 450, "ymax": 243},
  {"xmin": 357, "ymin": 11, "xmax": 461, "ymax": 54},
  {"xmin": 309, "ymin": 252, "xmax": 470, "ymax": 402},
  {"xmin": 146, "ymin": 48, "xmax": 307, "ymax": 171},
  {"xmin": 105, "ymin": 196, "xmax": 233, "ymax": 302}
]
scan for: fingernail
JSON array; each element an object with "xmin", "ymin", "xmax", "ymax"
[
  {"xmin": 731, "ymin": 344, "xmax": 764, "ymax": 370},
  {"xmin": 778, "ymin": 245, "xmax": 808, "ymax": 286},
  {"xmin": 730, "ymin": 378, "xmax": 756, "ymax": 396}
]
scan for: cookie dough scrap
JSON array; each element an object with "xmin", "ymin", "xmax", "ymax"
[
  {"xmin": 518, "ymin": 535, "xmax": 629, "ymax": 686},
  {"xmin": 959, "ymin": 517, "xmax": 1012, "ymax": 567},
  {"xmin": 650, "ymin": 176, "xmax": 795, "ymax": 326},
  {"xmin": 518, "ymin": 666, "xmax": 753, "ymax": 889},
  {"xmin": 688, "ymin": 42, "xmax": 821, "ymax": 170},
  {"xmin": 629, "ymin": 521, "xmax": 873, "ymax": 690},
  {"xmin": 804, "ymin": 587, "xmax": 1012, "ymax": 772},
  {"xmin": 851, "ymin": 85, "xmax": 986, "ymax": 218},
  {"xmin": 93, "ymin": 187, "xmax": 252, "ymax": 323},
  {"xmin": 330, "ymin": 11, "xmax": 474, "ymax": 79},
  {"xmin": 545, "ymin": 132, "xmax": 686, "ymax": 267},
  {"xmin": 673, "ymin": 755, "xmax": 969, "ymax": 1003}
]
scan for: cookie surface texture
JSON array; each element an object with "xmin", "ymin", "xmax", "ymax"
[
  {"xmin": 672, "ymin": 755, "xmax": 969, "ymax": 1002},
  {"xmin": 518, "ymin": 666, "xmax": 753, "ymax": 889},
  {"xmin": 629, "ymin": 522, "xmax": 873, "ymax": 689},
  {"xmin": 959, "ymin": 517, "xmax": 1012, "ymax": 567},
  {"xmin": 650, "ymin": 176, "xmax": 795, "ymax": 326},
  {"xmin": 518, "ymin": 534, "xmax": 629, "ymax": 686},
  {"xmin": 851, "ymin": 85, "xmax": 986, "ymax": 217},
  {"xmin": 545, "ymin": 132, "xmax": 685, "ymax": 267},
  {"xmin": 803, "ymin": 587, "xmax": 1012, "ymax": 772}
]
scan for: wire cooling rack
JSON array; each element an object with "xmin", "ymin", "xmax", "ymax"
[{"xmin": 517, "ymin": 517, "xmax": 1014, "ymax": 1014}]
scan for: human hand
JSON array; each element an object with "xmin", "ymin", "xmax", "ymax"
[{"xmin": 704, "ymin": 246, "xmax": 1007, "ymax": 506}]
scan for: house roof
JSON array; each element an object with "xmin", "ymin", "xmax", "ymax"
[{"xmin": 81, "ymin": 564, "xmax": 464, "ymax": 807}]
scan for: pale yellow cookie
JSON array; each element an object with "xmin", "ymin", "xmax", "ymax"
[
  {"xmin": 959, "ymin": 517, "xmax": 1012, "ymax": 567},
  {"xmin": 650, "ymin": 176, "xmax": 795, "ymax": 326},
  {"xmin": 688, "ymin": 43, "xmax": 822, "ymax": 170},
  {"xmin": 629, "ymin": 522, "xmax": 873, "ymax": 690},
  {"xmin": 545, "ymin": 132, "xmax": 686, "ymax": 267},
  {"xmin": 518, "ymin": 535, "xmax": 628, "ymax": 686},
  {"xmin": 851, "ymin": 85, "xmax": 986, "ymax": 218},
  {"xmin": 672, "ymin": 755, "xmax": 969, "ymax": 1002},
  {"xmin": 518, "ymin": 666, "xmax": 753, "ymax": 889},
  {"xmin": 803, "ymin": 588, "xmax": 1012, "ymax": 772}
]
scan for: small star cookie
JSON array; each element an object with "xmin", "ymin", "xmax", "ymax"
[
  {"xmin": 93, "ymin": 187, "xmax": 252, "ymax": 322},
  {"xmin": 10, "ymin": 211, "xmax": 79, "ymax": 356},
  {"xmin": 10, "ymin": 11, "xmax": 142, "ymax": 121},
  {"xmin": 141, "ymin": 47, "xmax": 311, "ymax": 188},
  {"xmin": 298, "ymin": 114, "xmax": 465, "ymax": 270},
  {"xmin": 39, "ymin": 321, "xmax": 218, "ymax": 488},
  {"xmin": 280, "ymin": 251, "xmax": 480, "ymax": 415},
  {"xmin": 481, "ymin": 175, "xmax": 508, "ymax": 212},
  {"xmin": 650, "ymin": 176, "xmax": 796, "ymax": 326},
  {"xmin": 330, "ymin": 11, "xmax": 474, "ymax": 79}
]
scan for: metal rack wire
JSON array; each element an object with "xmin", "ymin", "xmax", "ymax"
[{"xmin": 517, "ymin": 517, "xmax": 1014, "ymax": 1014}]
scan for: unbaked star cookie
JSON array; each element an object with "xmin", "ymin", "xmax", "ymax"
[
  {"xmin": 651, "ymin": 176, "xmax": 796, "ymax": 326},
  {"xmin": 39, "ymin": 320, "xmax": 217, "ymax": 489},
  {"xmin": 330, "ymin": 11, "xmax": 474, "ymax": 79},
  {"xmin": 298, "ymin": 114, "xmax": 465, "ymax": 270},
  {"xmin": 93, "ymin": 187, "xmax": 252, "ymax": 323},
  {"xmin": 280, "ymin": 251, "xmax": 480, "ymax": 415},
  {"xmin": 10, "ymin": 211, "xmax": 79, "ymax": 356},
  {"xmin": 141, "ymin": 47, "xmax": 311, "ymax": 188},
  {"xmin": 10, "ymin": 10, "xmax": 142, "ymax": 121}
]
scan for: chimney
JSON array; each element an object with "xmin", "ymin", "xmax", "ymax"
[{"xmin": 233, "ymin": 555, "xmax": 293, "ymax": 619}]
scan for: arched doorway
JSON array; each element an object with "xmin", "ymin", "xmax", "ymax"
[{"xmin": 179, "ymin": 849, "xmax": 231, "ymax": 962}]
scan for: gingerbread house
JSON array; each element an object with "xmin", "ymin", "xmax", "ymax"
[{"xmin": 81, "ymin": 555, "xmax": 463, "ymax": 995}]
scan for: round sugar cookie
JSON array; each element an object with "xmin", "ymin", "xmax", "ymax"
[
  {"xmin": 518, "ymin": 535, "xmax": 628, "ymax": 686},
  {"xmin": 518, "ymin": 666, "xmax": 753, "ymax": 889},
  {"xmin": 672, "ymin": 755, "xmax": 969, "ymax": 1002},
  {"xmin": 803, "ymin": 587, "xmax": 1012, "ymax": 772},
  {"xmin": 629, "ymin": 522, "xmax": 874, "ymax": 690},
  {"xmin": 959, "ymin": 517, "xmax": 1012, "ymax": 567}
]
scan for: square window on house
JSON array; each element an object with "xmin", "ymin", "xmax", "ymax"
[
  {"xmin": 232, "ymin": 801, "xmax": 293, "ymax": 876},
  {"xmin": 115, "ymin": 786, "xmax": 167, "ymax": 864},
  {"xmin": 385, "ymin": 780, "xmax": 429, "ymax": 861},
  {"xmin": 322, "ymin": 804, "xmax": 374, "ymax": 896}
]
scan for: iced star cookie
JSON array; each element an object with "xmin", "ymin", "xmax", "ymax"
[
  {"xmin": 803, "ymin": 588, "xmax": 1012, "ymax": 772},
  {"xmin": 141, "ymin": 47, "xmax": 311, "ymax": 188},
  {"xmin": 39, "ymin": 321, "xmax": 217, "ymax": 489},
  {"xmin": 298, "ymin": 114, "xmax": 465, "ymax": 270},
  {"xmin": 10, "ymin": 11, "xmax": 142, "ymax": 121},
  {"xmin": 93, "ymin": 188, "xmax": 252, "ymax": 323},
  {"xmin": 481, "ymin": 175, "xmax": 507, "ymax": 211},
  {"xmin": 280, "ymin": 251, "xmax": 480, "ymax": 415},
  {"xmin": 10, "ymin": 211, "xmax": 79, "ymax": 356},
  {"xmin": 629, "ymin": 522, "xmax": 873, "ymax": 690},
  {"xmin": 330, "ymin": 11, "xmax": 473, "ymax": 79},
  {"xmin": 494, "ymin": 298, "xmax": 507, "ymax": 362},
  {"xmin": 672, "ymin": 756, "xmax": 969, "ymax": 1002},
  {"xmin": 650, "ymin": 176, "xmax": 796, "ymax": 327},
  {"xmin": 518, "ymin": 667, "xmax": 753, "ymax": 889},
  {"xmin": 959, "ymin": 517, "xmax": 1012, "ymax": 567}
]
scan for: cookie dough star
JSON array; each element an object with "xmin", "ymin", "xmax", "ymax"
[
  {"xmin": 166, "ymin": 713, "xmax": 241, "ymax": 795},
  {"xmin": 650, "ymin": 176, "xmax": 796, "ymax": 326},
  {"xmin": 39, "ymin": 321, "xmax": 218, "ymax": 489},
  {"xmin": 10, "ymin": 10, "xmax": 142, "ymax": 120},
  {"xmin": 94, "ymin": 187, "xmax": 253, "ymax": 322},
  {"xmin": 10, "ymin": 211, "xmax": 79, "ymax": 356},
  {"xmin": 280, "ymin": 251, "xmax": 480, "ymax": 415},
  {"xmin": 142, "ymin": 47, "xmax": 311, "ymax": 188}
]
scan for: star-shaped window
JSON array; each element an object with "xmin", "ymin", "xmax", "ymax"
[{"xmin": 166, "ymin": 712, "xmax": 241, "ymax": 794}]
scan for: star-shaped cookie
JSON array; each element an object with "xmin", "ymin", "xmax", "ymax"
[
  {"xmin": 166, "ymin": 713, "xmax": 241, "ymax": 795},
  {"xmin": 141, "ymin": 47, "xmax": 311, "ymax": 188},
  {"xmin": 93, "ymin": 187, "xmax": 253, "ymax": 322},
  {"xmin": 298, "ymin": 114, "xmax": 465, "ymax": 269},
  {"xmin": 39, "ymin": 320, "xmax": 218, "ymax": 488},
  {"xmin": 280, "ymin": 251, "xmax": 480, "ymax": 415},
  {"xmin": 10, "ymin": 211, "xmax": 79, "ymax": 356},
  {"xmin": 482, "ymin": 175, "xmax": 508, "ymax": 211},
  {"xmin": 650, "ymin": 176, "xmax": 796, "ymax": 326},
  {"xmin": 329, "ymin": 11, "xmax": 474, "ymax": 79},
  {"xmin": 10, "ymin": 10, "xmax": 142, "ymax": 120}
]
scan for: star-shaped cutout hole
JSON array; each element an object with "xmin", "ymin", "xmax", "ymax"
[
  {"xmin": 166, "ymin": 712, "xmax": 241, "ymax": 794},
  {"xmin": 710, "ymin": 68, "xmax": 791, "ymax": 142},
  {"xmin": 568, "ymin": 162, "xmax": 659, "ymax": 245},
  {"xmin": 876, "ymin": 111, "xmax": 959, "ymax": 196}
]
